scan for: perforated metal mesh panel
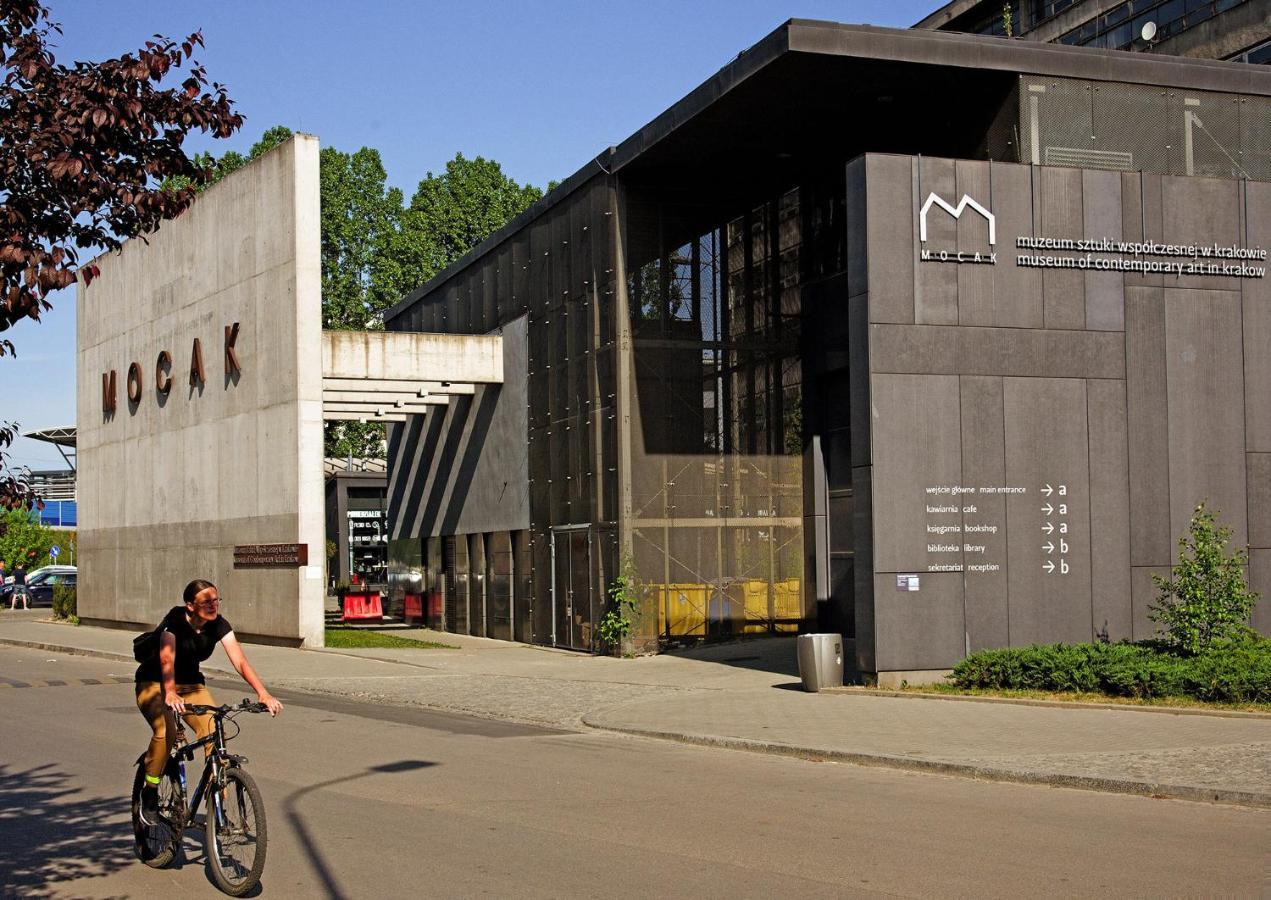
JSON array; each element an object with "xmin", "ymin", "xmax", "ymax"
[{"xmin": 1019, "ymin": 74, "xmax": 1270, "ymax": 181}]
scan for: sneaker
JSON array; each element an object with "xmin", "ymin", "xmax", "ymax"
[{"xmin": 139, "ymin": 785, "xmax": 160, "ymax": 826}]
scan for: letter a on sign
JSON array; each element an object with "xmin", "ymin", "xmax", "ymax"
[
  {"xmin": 224, "ymin": 322, "xmax": 241, "ymax": 375},
  {"xmin": 190, "ymin": 338, "xmax": 205, "ymax": 387}
]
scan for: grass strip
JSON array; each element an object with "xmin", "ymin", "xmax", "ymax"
[
  {"xmin": 909, "ymin": 681, "xmax": 1271, "ymax": 713},
  {"xmin": 324, "ymin": 628, "xmax": 457, "ymax": 650}
]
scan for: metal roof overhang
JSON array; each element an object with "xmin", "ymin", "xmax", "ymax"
[{"xmin": 384, "ymin": 20, "xmax": 1269, "ymax": 324}]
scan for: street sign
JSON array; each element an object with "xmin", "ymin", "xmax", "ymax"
[{"xmin": 49, "ymin": 545, "xmax": 60, "ymax": 559}]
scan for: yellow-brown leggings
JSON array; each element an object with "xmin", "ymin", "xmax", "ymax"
[{"xmin": 135, "ymin": 682, "xmax": 216, "ymax": 780}]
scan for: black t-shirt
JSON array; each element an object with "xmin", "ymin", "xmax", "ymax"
[{"xmin": 135, "ymin": 606, "xmax": 233, "ymax": 685}]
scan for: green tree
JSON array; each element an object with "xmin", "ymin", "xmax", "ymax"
[
  {"xmin": 402, "ymin": 153, "xmax": 543, "ymax": 286},
  {"xmin": 1151, "ymin": 502, "xmax": 1260, "ymax": 654},
  {"xmin": 0, "ymin": 507, "xmax": 58, "ymax": 569}
]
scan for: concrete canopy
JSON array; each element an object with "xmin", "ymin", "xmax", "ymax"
[{"xmin": 320, "ymin": 330, "xmax": 502, "ymax": 422}]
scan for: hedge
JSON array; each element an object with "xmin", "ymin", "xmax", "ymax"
[
  {"xmin": 51, "ymin": 583, "xmax": 77, "ymax": 621},
  {"xmin": 950, "ymin": 632, "xmax": 1271, "ymax": 704}
]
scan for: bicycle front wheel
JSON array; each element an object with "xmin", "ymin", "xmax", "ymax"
[{"xmin": 205, "ymin": 766, "xmax": 267, "ymax": 896}]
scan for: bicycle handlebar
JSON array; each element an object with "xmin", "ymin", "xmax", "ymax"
[{"xmin": 182, "ymin": 699, "xmax": 270, "ymax": 716}]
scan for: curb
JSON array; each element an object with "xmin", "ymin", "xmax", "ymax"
[
  {"xmin": 826, "ymin": 687, "xmax": 1271, "ymax": 720},
  {"xmin": 583, "ymin": 721, "xmax": 1271, "ymax": 810},
  {"xmin": 0, "ymin": 637, "xmax": 237, "ymax": 676}
]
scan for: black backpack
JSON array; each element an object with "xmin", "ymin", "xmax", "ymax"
[{"xmin": 132, "ymin": 624, "xmax": 163, "ymax": 662}]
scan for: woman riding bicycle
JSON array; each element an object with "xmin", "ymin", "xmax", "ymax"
[{"xmin": 135, "ymin": 579, "xmax": 283, "ymax": 823}]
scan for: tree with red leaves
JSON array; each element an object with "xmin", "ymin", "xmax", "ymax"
[{"xmin": 0, "ymin": 0, "xmax": 243, "ymax": 509}]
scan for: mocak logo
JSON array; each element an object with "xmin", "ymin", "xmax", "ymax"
[{"xmin": 919, "ymin": 193, "xmax": 996, "ymax": 265}]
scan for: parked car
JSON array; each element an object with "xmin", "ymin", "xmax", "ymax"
[{"xmin": 3, "ymin": 566, "xmax": 76, "ymax": 607}]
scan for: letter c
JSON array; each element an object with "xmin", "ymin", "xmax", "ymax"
[{"xmin": 156, "ymin": 350, "xmax": 172, "ymax": 396}]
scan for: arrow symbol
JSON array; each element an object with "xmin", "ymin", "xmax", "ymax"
[
  {"xmin": 1042, "ymin": 522, "xmax": 1055, "ymax": 534},
  {"xmin": 1042, "ymin": 484, "xmax": 1054, "ymax": 497},
  {"xmin": 1041, "ymin": 503, "xmax": 1054, "ymax": 515},
  {"xmin": 1043, "ymin": 561, "xmax": 1055, "ymax": 573},
  {"xmin": 1043, "ymin": 541, "xmax": 1055, "ymax": 553}
]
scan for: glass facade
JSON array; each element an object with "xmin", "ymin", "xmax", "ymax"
[{"xmin": 1057, "ymin": 0, "xmax": 1252, "ymax": 51}]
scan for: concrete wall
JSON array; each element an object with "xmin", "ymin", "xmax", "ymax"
[
  {"xmin": 76, "ymin": 135, "xmax": 325, "ymax": 646},
  {"xmin": 386, "ymin": 314, "xmax": 530, "ymax": 539},
  {"xmin": 849, "ymin": 153, "xmax": 1270, "ymax": 674}
]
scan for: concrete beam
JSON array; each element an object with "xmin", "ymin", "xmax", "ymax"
[
  {"xmin": 322, "ymin": 390, "xmax": 440, "ymax": 403},
  {"xmin": 322, "ymin": 411, "xmax": 407, "ymax": 422},
  {"xmin": 324, "ymin": 396, "xmax": 448, "ymax": 411},
  {"xmin": 322, "ymin": 331, "xmax": 503, "ymax": 383},
  {"xmin": 321, "ymin": 378, "xmax": 476, "ymax": 395}
]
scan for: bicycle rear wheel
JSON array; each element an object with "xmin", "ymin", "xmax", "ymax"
[
  {"xmin": 131, "ymin": 761, "xmax": 186, "ymax": 867},
  {"xmin": 205, "ymin": 766, "xmax": 267, "ymax": 896}
]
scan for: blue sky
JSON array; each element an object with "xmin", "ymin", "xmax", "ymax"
[{"xmin": 1, "ymin": 0, "xmax": 933, "ymax": 470}]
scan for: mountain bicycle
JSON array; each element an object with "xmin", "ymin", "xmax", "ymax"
[{"xmin": 131, "ymin": 699, "xmax": 270, "ymax": 896}]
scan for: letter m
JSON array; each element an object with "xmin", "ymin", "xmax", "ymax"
[
  {"xmin": 101, "ymin": 370, "xmax": 117, "ymax": 414},
  {"xmin": 920, "ymin": 193, "xmax": 996, "ymax": 246}
]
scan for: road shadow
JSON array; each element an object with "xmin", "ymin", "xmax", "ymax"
[
  {"xmin": 0, "ymin": 762, "xmax": 135, "ymax": 897},
  {"xmin": 282, "ymin": 759, "xmax": 438, "ymax": 899}
]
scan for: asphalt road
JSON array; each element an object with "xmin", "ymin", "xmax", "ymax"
[{"xmin": 1, "ymin": 645, "xmax": 1267, "ymax": 898}]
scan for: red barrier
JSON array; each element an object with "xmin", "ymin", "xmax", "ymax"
[
  {"xmin": 342, "ymin": 590, "xmax": 383, "ymax": 623},
  {"xmin": 403, "ymin": 593, "xmax": 423, "ymax": 623}
]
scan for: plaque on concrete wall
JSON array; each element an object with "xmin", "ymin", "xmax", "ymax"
[{"xmin": 233, "ymin": 543, "xmax": 309, "ymax": 568}]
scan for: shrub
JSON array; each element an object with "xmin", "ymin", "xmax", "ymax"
[
  {"xmin": 50, "ymin": 583, "xmax": 77, "ymax": 621},
  {"xmin": 950, "ymin": 635, "xmax": 1271, "ymax": 704},
  {"xmin": 1151, "ymin": 502, "xmax": 1259, "ymax": 654}
]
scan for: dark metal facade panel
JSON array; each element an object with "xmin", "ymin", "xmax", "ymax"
[
  {"xmin": 1038, "ymin": 166, "xmax": 1087, "ymax": 329},
  {"xmin": 1162, "ymin": 176, "xmax": 1244, "ymax": 292},
  {"xmin": 868, "ymin": 373, "xmax": 962, "ymax": 574},
  {"xmin": 1082, "ymin": 169, "xmax": 1125, "ymax": 331},
  {"xmin": 868, "ymin": 324, "xmax": 1126, "ymax": 378},
  {"xmin": 872, "ymin": 571, "xmax": 967, "ymax": 672},
  {"xmin": 958, "ymin": 375, "xmax": 1011, "ymax": 652},
  {"xmin": 1247, "ymin": 453, "xmax": 1271, "ymax": 549},
  {"xmin": 1252, "ymin": 550, "xmax": 1271, "ymax": 636},
  {"xmin": 955, "ymin": 160, "xmax": 995, "ymax": 325},
  {"xmin": 915, "ymin": 157, "xmax": 961, "ymax": 325},
  {"xmin": 989, "ymin": 162, "xmax": 1044, "ymax": 327},
  {"xmin": 1130, "ymin": 565, "xmax": 1170, "ymax": 641},
  {"xmin": 1125, "ymin": 286, "xmax": 1172, "ymax": 566},
  {"xmin": 1244, "ymin": 180, "xmax": 1271, "ymax": 452},
  {"xmin": 1003, "ymin": 376, "xmax": 1094, "ymax": 647},
  {"xmin": 864, "ymin": 155, "xmax": 915, "ymax": 324},
  {"xmin": 1087, "ymin": 378, "xmax": 1133, "ymax": 642},
  {"xmin": 1164, "ymin": 288, "xmax": 1248, "ymax": 549}
]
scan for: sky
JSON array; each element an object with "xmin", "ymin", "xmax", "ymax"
[{"xmin": 1, "ymin": 0, "xmax": 935, "ymax": 471}]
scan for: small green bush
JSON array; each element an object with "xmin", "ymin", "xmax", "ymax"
[
  {"xmin": 950, "ymin": 634, "xmax": 1271, "ymax": 704},
  {"xmin": 1151, "ymin": 502, "xmax": 1259, "ymax": 655},
  {"xmin": 50, "ymin": 583, "xmax": 77, "ymax": 621}
]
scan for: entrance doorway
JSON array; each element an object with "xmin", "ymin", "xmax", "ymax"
[{"xmin": 550, "ymin": 525, "xmax": 596, "ymax": 651}]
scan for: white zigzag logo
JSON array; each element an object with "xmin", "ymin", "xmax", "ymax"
[{"xmin": 919, "ymin": 193, "xmax": 995, "ymax": 246}]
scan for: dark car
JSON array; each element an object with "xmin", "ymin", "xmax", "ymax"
[{"xmin": 4, "ymin": 567, "xmax": 77, "ymax": 607}]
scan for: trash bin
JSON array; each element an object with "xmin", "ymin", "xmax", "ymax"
[{"xmin": 796, "ymin": 633, "xmax": 844, "ymax": 692}]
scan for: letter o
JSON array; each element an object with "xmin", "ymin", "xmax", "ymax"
[
  {"xmin": 156, "ymin": 350, "xmax": 172, "ymax": 396},
  {"xmin": 127, "ymin": 361, "xmax": 143, "ymax": 404}
]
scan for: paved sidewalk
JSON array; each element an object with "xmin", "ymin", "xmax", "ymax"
[{"xmin": 3, "ymin": 612, "xmax": 1269, "ymax": 807}]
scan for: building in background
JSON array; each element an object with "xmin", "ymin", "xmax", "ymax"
[
  {"xmin": 22, "ymin": 427, "xmax": 77, "ymax": 529},
  {"xmin": 383, "ymin": 20, "xmax": 1270, "ymax": 681},
  {"xmin": 324, "ymin": 457, "xmax": 387, "ymax": 589},
  {"xmin": 914, "ymin": 0, "xmax": 1269, "ymax": 63}
]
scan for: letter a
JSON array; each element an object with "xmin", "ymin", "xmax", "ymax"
[{"xmin": 190, "ymin": 337, "xmax": 205, "ymax": 387}]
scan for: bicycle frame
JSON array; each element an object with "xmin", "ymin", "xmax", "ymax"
[{"xmin": 167, "ymin": 709, "xmax": 250, "ymax": 830}]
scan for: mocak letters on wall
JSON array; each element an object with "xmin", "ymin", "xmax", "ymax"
[{"xmin": 102, "ymin": 322, "xmax": 241, "ymax": 414}]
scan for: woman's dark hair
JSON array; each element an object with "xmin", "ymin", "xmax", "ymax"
[{"xmin": 183, "ymin": 579, "xmax": 216, "ymax": 606}]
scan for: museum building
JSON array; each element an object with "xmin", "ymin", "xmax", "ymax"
[{"xmin": 381, "ymin": 20, "xmax": 1271, "ymax": 681}]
